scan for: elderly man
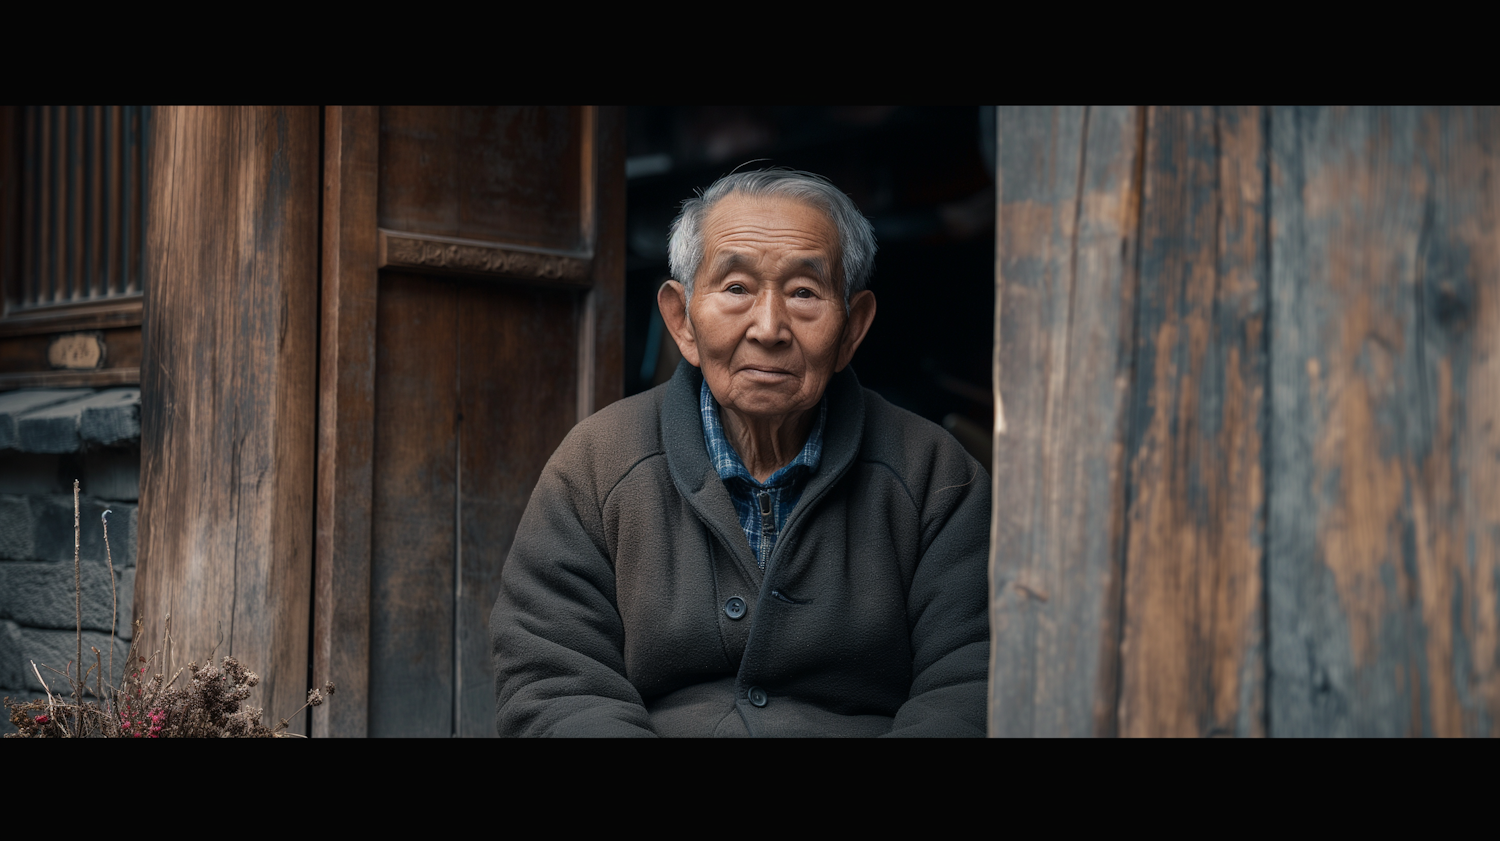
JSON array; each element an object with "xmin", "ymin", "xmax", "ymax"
[{"xmin": 490, "ymin": 168, "xmax": 990, "ymax": 737}]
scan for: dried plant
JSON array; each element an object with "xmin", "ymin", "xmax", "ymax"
[{"xmin": 4, "ymin": 481, "xmax": 334, "ymax": 738}]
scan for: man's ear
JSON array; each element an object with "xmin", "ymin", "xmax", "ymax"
[
  {"xmin": 835, "ymin": 289, "xmax": 876, "ymax": 373},
  {"xmin": 658, "ymin": 280, "xmax": 701, "ymax": 368}
]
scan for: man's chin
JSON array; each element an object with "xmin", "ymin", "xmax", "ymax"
[{"xmin": 721, "ymin": 394, "xmax": 818, "ymax": 423}]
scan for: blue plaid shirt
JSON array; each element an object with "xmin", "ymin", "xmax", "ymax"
[{"xmin": 700, "ymin": 380, "xmax": 825, "ymax": 570}]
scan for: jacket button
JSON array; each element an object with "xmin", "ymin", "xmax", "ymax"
[
  {"xmin": 724, "ymin": 596, "xmax": 746, "ymax": 620},
  {"xmin": 747, "ymin": 686, "xmax": 768, "ymax": 707}
]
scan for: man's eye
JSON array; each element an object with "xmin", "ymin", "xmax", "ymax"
[
  {"xmin": 793, "ymin": 288, "xmax": 816, "ymax": 299},
  {"xmin": 727, "ymin": 284, "xmax": 748, "ymax": 294}
]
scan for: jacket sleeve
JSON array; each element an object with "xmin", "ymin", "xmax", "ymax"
[
  {"xmin": 883, "ymin": 452, "xmax": 991, "ymax": 738},
  {"xmin": 490, "ymin": 451, "xmax": 658, "ymax": 738}
]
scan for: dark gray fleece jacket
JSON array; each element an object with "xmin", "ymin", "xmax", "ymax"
[{"xmin": 490, "ymin": 361, "xmax": 990, "ymax": 737}]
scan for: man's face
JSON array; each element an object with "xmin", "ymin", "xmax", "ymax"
[{"xmin": 664, "ymin": 193, "xmax": 875, "ymax": 422}]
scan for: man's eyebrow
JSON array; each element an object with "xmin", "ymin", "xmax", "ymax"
[
  {"xmin": 707, "ymin": 252, "xmax": 748, "ymax": 280},
  {"xmin": 795, "ymin": 256, "xmax": 832, "ymax": 284},
  {"xmin": 708, "ymin": 252, "xmax": 833, "ymax": 284}
]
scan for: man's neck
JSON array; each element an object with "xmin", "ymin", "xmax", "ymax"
[{"xmin": 719, "ymin": 405, "xmax": 815, "ymax": 484}]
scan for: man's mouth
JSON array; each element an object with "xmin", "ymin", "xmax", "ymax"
[{"xmin": 740, "ymin": 366, "xmax": 796, "ymax": 381}]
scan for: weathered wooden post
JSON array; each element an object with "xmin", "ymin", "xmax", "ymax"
[
  {"xmin": 991, "ymin": 106, "xmax": 1499, "ymax": 736},
  {"xmin": 137, "ymin": 107, "xmax": 320, "ymax": 733}
]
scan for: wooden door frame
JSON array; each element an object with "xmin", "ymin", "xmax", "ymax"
[{"xmin": 311, "ymin": 105, "xmax": 379, "ymax": 738}]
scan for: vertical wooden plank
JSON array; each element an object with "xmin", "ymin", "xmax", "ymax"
[
  {"xmin": 1117, "ymin": 106, "xmax": 1268, "ymax": 737},
  {"xmin": 21, "ymin": 106, "xmax": 38, "ymax": 306},
  {"xmin": 1269, "ymin": 106, "xmax": 1500, "ymax": 736},
  {"xmin": 65, "ymin": 104, "xmax": 74, "ymax": 301},
  {"xmin": 87, "ymin": 105, "xmax": 101, "ymax": 299},
  {"xmin": 990, "ymin": 105, "xmax": 1143, "ymax": 736},
  {"xmin": 583, "ymin": 105, "xmax": 626, "ymax": 419},
  {"xmin": 43, "ymin": 107, "xmax": 56, "ymax": 303},
  {"xmin": 369, "ymin": 273, "xmax": 457, "ymax": 737},
  {"xmin": 454, "ymin": 283, "xmax": 580, "ymax": 737},
  {"xmin": 450, "ymin": 108, "xmax": 622, "ymax": 737},
  {"xmin": 124, "ymin": 106, "xmax": 141, "ymax": 297},
  {"xmin": 137, "ymin": 106, "xmax": 320, "ymax": 733},
  {"xmin": 0, "ymin": 106, "xmax": 16, "ymax": 314},
  {"xmin": 105, "ymin": 106, "xmax": 119, "ymax": 298},
  {"xmin": 312, "ymin": 105, "xmax": 379, "ymax": 738}
]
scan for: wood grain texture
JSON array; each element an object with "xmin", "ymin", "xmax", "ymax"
[
  {"xmin": 361, "ymin": 107, "xmax": 623, "ymax": 736},
  {"xmin": 990, "ymin": 106, "xmax": 1143, "ymax": 736},
  {"xmin": 0, "ymin": 367, "xmax": 139, "ymax": 390},
  {"xmin": 1117, "ymin": 106, "xmax": 1268, "ymax": 737},
  {"xmin": 454, "ymin": 283, "xmax": 580, "ymax": 737},
  {"xmin": 0, "ymin": 296, "xmax": 143, "ymax": 336},
  {"xmin": 378, "ymin": 106, "xmax": 587, "ymax": 253},
  {"xmin": 369, "ymin": 273, "xmax": 458, "ymax": 737},
  {"xmin": 1268, "ymin": 106, "xmax": 1500, "ymax": 736},
  {"xmin": 583, "ymin": 106, "xmax": 626, "ymax": 419},
  {"xmin": 136, "ymin": 106, "xmax": 319, "ymax": 734},
  {"xmin": 312, "ymin": 105, "xmax": 378, "ymax": 738}
]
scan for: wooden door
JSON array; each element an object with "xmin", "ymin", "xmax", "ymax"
[{"xmin": 315, "ymin": 106, "xmax": 623, "ymax": 737}]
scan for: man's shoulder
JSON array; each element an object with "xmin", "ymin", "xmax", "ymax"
[
  {"xmin": 548, "ymin": 384, "xmax": 669, "ymax": 485},
  {"xmin": 856, "ymin": 387, "xmax": 989, "ymax": 497},
  {"xmin": 857, "ymin": 386, "xmax": 962, "ymax": 458}
]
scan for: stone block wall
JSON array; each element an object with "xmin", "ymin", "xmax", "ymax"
[{"xmin": 1, "ymin": 388, "xmax": 139, "ymax": 732}]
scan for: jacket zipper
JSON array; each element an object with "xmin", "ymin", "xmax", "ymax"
[{"xmin": 757, "ymin": 489, "xmax": 774, "ymax": 570}]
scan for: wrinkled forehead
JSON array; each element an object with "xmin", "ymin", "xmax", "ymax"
[{"xmin": 700, "ymin": 193, "xmax": 842, "ymax": 270}]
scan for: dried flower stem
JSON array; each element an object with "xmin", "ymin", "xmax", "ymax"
[
  {"xmin": 72, "ymin": 480, "xmax": 81, "ymax": 731},
  {"xmin": 103, "ymin": 508, "xmax": 116, "ymax": 693},
  {"xmin": 31, "ymin": 660, "xmax": 64, "ymax": 736}
]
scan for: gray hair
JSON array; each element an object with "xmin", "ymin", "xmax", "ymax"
[{"xmin": 667, "ymin": 168, "xmax": 876, "ymax": 307}]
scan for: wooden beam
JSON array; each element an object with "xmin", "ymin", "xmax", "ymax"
[
  {"xmin": 989, "ymin": 106, "xmax": 1144, "ymax": 736},
  {"xmin": 377, "ymin": 229, "xmax": 593, "ymax": 286},
  {"xmin": 136, "ymin": 106, "xmax": 320, "ymax": 735}
]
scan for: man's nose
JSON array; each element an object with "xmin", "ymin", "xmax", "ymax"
[{"xmin": 747, "ymin": 290, "xmax": 791, "ymax": 345}]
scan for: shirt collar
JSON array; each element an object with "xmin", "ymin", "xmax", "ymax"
[{"xmin": 700, "ymin": 379, "xmax": 825, "ymax": 488}]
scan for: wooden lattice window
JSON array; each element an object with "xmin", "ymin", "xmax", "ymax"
[{"xmin": 0, "ymin": 105, "xmax": 150, "ymax": 388}]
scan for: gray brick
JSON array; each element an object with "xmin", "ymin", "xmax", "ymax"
[
  {"xmin": 79, "ymin": 388, "xmax": 141, "ymax": 447},
  {"xmin": 113, "ymin": 567, "xmax": 135, "ymax": 640},
  {"xmin": 0, "ymin": 560, "xmax": 131, "ymax": 634},
  {"xmin": 30, "ymin": 495, "xmax": 136, "ymax": 568},
  {"xmin": 0, "ymin": 495, "xmax": 33, "ymax": 559},
  {"xmin": 15, "ymin": 394, "xmax": 95, "ymax": 453},
  {"xmin": 18, "ymin": 627, "xmax": 131, "ymax": 692},
  {"xmin": 0, "ymin": 389, "xmax": 92, "ymax": 451},
  {"xmin": 0, "ymin": 620, "xmax": 23, "ymax": 689}
]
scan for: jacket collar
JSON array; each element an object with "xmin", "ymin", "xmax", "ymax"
[{"xmin": 662, "ymin": 360, "xmax": 866, "ymax": 574}]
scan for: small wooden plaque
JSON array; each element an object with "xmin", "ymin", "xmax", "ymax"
[{"xmin": 48, "ymin": 331, "xmax": 105, "ymax": 370}]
